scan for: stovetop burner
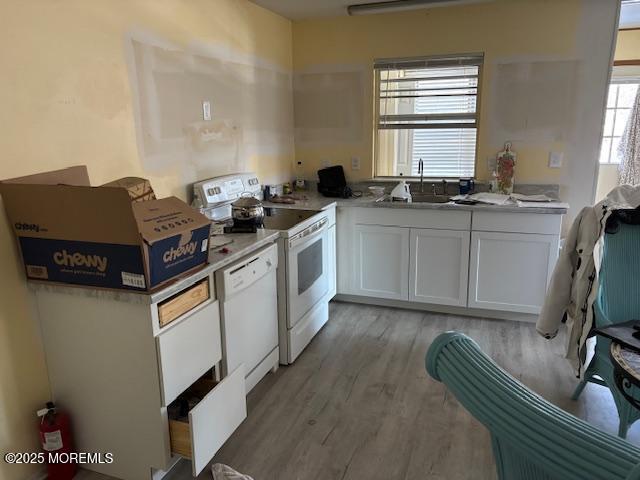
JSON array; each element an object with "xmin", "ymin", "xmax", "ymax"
[{"xmin": 261, "ymin": 207, "xmax": 320, "ymax": 231}]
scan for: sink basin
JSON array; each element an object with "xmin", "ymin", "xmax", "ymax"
[
  {"xmin": 410, "ymin": 193, "xmax": 451, "ymax": 204},
  {"xmin": 375, "ymin": 194, "xmax": 451, "ymax": 204}
]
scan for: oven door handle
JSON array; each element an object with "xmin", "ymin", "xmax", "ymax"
[{"xmin": 289, "ymin": 217, "xmax": 328, "ymax": 249}]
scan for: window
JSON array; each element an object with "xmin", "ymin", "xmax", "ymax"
[
  {"xmin": 374, "ymin": 54, "xmax": 483, "ymax": 178},
  {"xmin": 601, "ymin": 80, "xmax": 639, "ymax": 164}
]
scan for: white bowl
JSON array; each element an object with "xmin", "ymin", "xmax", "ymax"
[{"xmin": 368, "ymin": 186, "xmax": 386, "ymax": 197}]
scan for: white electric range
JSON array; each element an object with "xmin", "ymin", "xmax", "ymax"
[{"xmin": 192, "ymin": 173, "xmax": 332, "ymax": 365}]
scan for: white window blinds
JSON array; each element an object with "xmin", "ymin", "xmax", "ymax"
[{"xmin": 375, "ymin": 54, "xmax": 482, "ymax": 178}]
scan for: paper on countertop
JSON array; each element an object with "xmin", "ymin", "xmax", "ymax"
[
  {"xmin": 468, "ymin": 192, "xmax": 512, "ymax": 205},
  {"xmin": 516, "ymin": 200, "xmax": 567, "ymax": 209},
  {"xmin": 510, "ymin": 193, "xmax": 554, "ymax": 202}
]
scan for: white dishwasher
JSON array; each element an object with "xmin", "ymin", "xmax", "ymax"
[{"xmin": 216, "ymin": 243, "xmax": 279, "ymax": 394}]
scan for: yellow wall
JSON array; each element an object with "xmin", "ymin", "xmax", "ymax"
[
  {"xmin": 0, "ymin": 2, "xmax": 291, "ymax": 479},
  {"xmin": 291, "ymin": 0, "xmax": 597, "ymax": 183},
  {"xmin": 596, "ymin": 28, "xmax": 640, "ymax": 201},
  {"xmin": 616, "ymin": 29, "xmax": 640, "ymax": 61}
]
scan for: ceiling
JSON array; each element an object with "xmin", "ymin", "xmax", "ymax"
[
  {"xmin": 250, "ymin": 0, "xmax": 488, "ymax": 20},
  {"xmin": 250, "ymin": 0, "xmax": 353, "ymax": 19},
  {"xmin": 253, "ymin": 0, "xmax": 640, "ymax": 27},
  {"xmin": 621, "ymin": 1, "xmax": 640, "ymax": 28}
]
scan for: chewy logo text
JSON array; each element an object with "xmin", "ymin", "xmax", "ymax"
[
  {"xmin": 15, "ymin": 222, "xmax": 40, "ymax": 233},
  {"xmin": 53, "ymin": 250, "xmax": 108, "ymax": 272},
  {"xmin": 163, "ymin": 242, "xmax": 197, "ymax": 263}
]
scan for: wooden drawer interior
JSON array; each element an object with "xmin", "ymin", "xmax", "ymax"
[
  {"xmin": 158, "ymin": 278, "xmax": 210, "ymax": 328},
  {"xmin": 166, "ymin": 365, "xmax": 247, "ymax": 476},
  {"xmin": 168, "ymin": 370, "xmax": 218, "ymax": 459}
]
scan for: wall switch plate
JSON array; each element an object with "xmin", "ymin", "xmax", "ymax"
[
  {"xmin": 548, "ymin": 151, "xmax": 563, "ymax": 168},
  {"xmin": 351, "ymin": 157, "xmax": 360, "ymax": 171},
  {"xmin": 202, "ymin": 101, "xmax": 211, "ymax": 121}
]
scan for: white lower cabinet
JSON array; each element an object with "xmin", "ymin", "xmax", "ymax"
[
  {"xmin": 353, "ymin": 224, "xmax": 410, "ymax": 300},
  {"xmin": 339, "ymin": 206, "xmax": 563, "ymax": 319},
  {"xmin": 409, "ymin": 229, "xmax": 470, "ymax": 307},
  {"xmin": 34, "ymin": 269, "xmax": 252, "ymax": 480},
  {"xmin": 467, "ymin": 231, "xmax": 559, "ymax": 314}
]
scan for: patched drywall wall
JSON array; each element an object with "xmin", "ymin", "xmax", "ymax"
[
  {"xmin": 489, "ymin": 60, "xmax": 578, "ymax": 145},
  {"xmin": 128, "ymin": 35, "xmax": 294, "ymax": 195},
  {"xmin": 293, "ymin": 66, "xmax": 366, "ymax": 146},
  {"xmin": 0, "ymin": 2, "xmax": 292, "ymax": 480},
  {"xmin": 291, "ymin": 0, "xmax": 619, "ymax": 229}
]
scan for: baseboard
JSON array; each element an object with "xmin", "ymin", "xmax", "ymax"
[{"xmin": 333, "ymin": 294, "xmax": 538, "ymax": 323}]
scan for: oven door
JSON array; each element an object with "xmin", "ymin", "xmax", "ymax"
[{"xmin": 286, "ymin": 217, "xmax": 329, "ymax": 329}]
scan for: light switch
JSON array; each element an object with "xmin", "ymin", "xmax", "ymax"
[
  {"xmin": 202, "ymin": 101, "xmax": 211, "ymax": 121},
  {"xmin": 351, "ymin": 157, "xmax": 360, "ymax": 171},
  {"xmin": 548, "ymin": 152, "xmax": 563, "ymax": 168}
]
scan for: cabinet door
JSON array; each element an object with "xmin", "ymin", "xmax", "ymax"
[
  {"xmin": 409, "ymin": 229, "xmax": 470, "ymax": 307},
  {"xmin": 327, "ymin": 224, "xmax": 337, "ymax": 300},
  {"xmin": 354, "ymin": 225, "xmax": 409, "ymax": 300},
  {"xmin": 468, "ymin": 231, "xmax": 559, "ymax": 314}
]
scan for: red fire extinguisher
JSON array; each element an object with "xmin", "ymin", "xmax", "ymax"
[{"xmin": 38, "ymin": 402, "xmax": 77, "ymax": 480}]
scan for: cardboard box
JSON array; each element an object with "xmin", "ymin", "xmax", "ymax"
[
  {"xmin": 1, "ymin": 166, "xmax": 210, "ymax": 292},
  {"xmin": 101, "ymin": 177, "xmax": 156, "ymax": 202}
]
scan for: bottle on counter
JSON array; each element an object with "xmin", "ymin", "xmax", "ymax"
[{"xmin": 294, "ymin": 161, "xmax": 306, "ymax": 191}]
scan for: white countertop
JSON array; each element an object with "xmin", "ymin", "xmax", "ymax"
[{"xmin": 264, "ymin": 191, "xmax": 568, "ymax": 214}]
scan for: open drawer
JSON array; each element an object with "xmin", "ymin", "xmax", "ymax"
[{"xmin": 168, "ymin": 366, "xmax": 247, "ymax": 476}]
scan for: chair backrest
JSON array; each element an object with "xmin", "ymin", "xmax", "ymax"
[
  {"xmin": 597, "ymin": 222, "xmax": 640, "ymax": 327},
  {"xmin": 425, "ymin": 332, "xmax": 640, "ymax": 480}
]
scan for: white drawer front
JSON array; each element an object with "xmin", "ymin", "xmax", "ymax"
[
  {"xmin": 188, "ymin": 366, "xmax": 247, "ymax": 475},
  {"xmin": 472, "ymin": 211, "xmax": 562, "ymax": 235},
  {"xmin": 351, "ymin": 207, "xmax": 471, "ymax": 230},
  {"xmin": 157, "ymin": 301, "xmax": 222, "ymax": 405}
]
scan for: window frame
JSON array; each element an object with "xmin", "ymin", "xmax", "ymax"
[
  {"xmin": 600, "ymin": 79, "xmax": 640, "ymax": 165},
  {"xmin": 373, "ymin": 53, "xmax": 484, "ymax": 180}
]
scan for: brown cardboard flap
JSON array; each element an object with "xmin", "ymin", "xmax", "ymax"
[
  {"xmin": 132, "ymin": 196, "xmax": 210, "ymax": 244},
  {"xmin": 101, "ymin": 177, "xmax": 156, "ymax": 202},
  {"xmin": 0, "ymin": 184, "xmax": 141, "ymax": 245},
  {"xmin": 2, "ymin": 166, "xmax": 90, "ymax": 186}
]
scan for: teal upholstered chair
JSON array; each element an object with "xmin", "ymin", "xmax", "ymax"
[
  {"xmin": 572, "ymin": 221, "xmax": 640, "ymax": 438},
  {"xmin": 426, "ymin": 332, "xmax": 640, "ymax": 480}
]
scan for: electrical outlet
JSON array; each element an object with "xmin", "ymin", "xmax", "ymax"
[
  {"xmin": 351, "ymin": 157, "xmax": 360, "ymax": 171},
  {"xmin": 202, "ymin": 101, "xmax": 211, "ymax": 121},
  {"xmin": 548, "ymin": 151, "xmax": 563, "ymax": 168}
]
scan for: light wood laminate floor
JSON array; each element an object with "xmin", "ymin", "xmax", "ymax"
[{"xmin": 81, "ymin": 302, "xmax": 640, "ymax": 480}]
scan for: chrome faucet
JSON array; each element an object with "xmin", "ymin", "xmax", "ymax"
[
  {"xmin": 441, "ymin": 179, "xmax": 447, "ymax": 197},
  {"xmin": 418, "ymin": 158, "xmax": 424, "ymax": 193}
]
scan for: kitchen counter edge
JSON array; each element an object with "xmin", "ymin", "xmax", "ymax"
[{"xmin": 264, "ymin": 194, "xmax": 567, "ymax": 214}]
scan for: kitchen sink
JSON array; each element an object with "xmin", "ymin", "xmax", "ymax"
[
  {"xmin": 376, "ymin": 193, "xmax": 451, "ymax": 204},
  {"xmin": 410, "ymin": 193, "xmax": 451, "ymax": 204}
]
